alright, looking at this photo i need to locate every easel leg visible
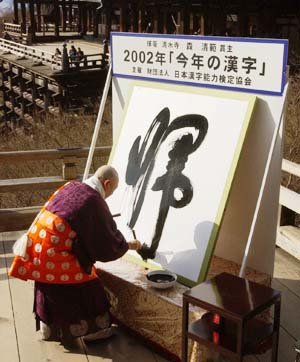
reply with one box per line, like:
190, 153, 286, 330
272, 298, 281, 362
182, 299, 189, 362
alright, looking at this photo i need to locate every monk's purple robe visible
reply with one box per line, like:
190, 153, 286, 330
34, 181, 128, 338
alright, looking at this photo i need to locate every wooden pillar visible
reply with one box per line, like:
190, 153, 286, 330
77, 3, 82, 33
183, 0, 191, 35
37, 0, 42, 32
138, 0, 146, 33
86, 7, 91, 32
54, 0, 60, 37
82, 3, 88, 35
132, 4, 139, 32
212, 3, 226, 36
238, 0, 248, 36
200, 15, 205, 35
153, 5, 159, 33
17, 67, 25, 119
177, 10, 182, 34
20, 0, 26, 33
62, 0, 67, 32
43, 79, 49, 112
105, 1, 112, 39
162, 8, 168, 34
93, 7, 99, 37
28, 1, 36, 40
202, 0, 210, 35
13, 0, 19, 24
62, 157, 77, 180
120, 0, 127, 32
69, 1, 73, 29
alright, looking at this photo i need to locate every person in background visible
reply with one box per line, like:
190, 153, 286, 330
69, 45, 77, 66
77, 47, 84, 60
76, 47, 85, 67
9, 165, 142, 346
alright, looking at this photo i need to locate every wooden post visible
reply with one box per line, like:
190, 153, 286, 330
162, 8, 168, 34
132, 5, 139, 32
238, 0, 248, 36
62, 0, 67, 32
93, 6, 99, 37
37, 0, 42, 32
202, 0, 209, 35
138, 0, 145, 33
13, 0, 19, 24
200, 15, 205, 35
54, 0, 60, 37
62, 156, 77, 180
120, 0, 127, 32
177, 11, 182, 34
153, 5, 159, 33
183, 0, 191, 34
28, 1, 36, 41
77, 2, 82, 33
105, 1, 112, 40
69, 1, 73, 30
20, 0, 26, 33
18, 67, 25, 119
82, 3, 88, 35
43, 79, 49, 112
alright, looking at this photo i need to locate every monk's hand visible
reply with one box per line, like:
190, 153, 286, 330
128, 240, 142, 251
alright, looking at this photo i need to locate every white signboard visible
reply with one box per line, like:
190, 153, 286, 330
111, 33, 288, 96
108, 82, 256, 284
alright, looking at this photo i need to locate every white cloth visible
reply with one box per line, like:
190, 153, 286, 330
83, 175, 105, 199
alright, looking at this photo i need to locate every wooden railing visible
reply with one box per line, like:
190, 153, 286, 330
4, 23, 23, 35
0, 39, 108, 71
3, 22, 31, 45
0, 38, 61, 69
0, 146, 111, 232
1, 152, 299, 251
68, 53, 108, 70
277, 159, 300, 260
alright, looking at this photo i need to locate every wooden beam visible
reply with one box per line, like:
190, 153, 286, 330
0, 176, 67, 193
282, 159, 300, 178
0, 206, 40, 232
0, 146, 111, 162
277, 226, 300, 261
280, 186, 300, 214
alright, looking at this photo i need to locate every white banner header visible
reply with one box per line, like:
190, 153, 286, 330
111, 33, 288, 96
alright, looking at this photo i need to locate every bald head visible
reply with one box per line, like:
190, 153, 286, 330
95, 165, 119, 198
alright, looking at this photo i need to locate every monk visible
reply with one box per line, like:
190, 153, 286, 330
9, 165, 142, 345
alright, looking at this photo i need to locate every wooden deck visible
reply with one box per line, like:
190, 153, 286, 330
1, 231, 300, 362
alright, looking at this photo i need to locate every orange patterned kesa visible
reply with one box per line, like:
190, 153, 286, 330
9, 209, 97, 284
